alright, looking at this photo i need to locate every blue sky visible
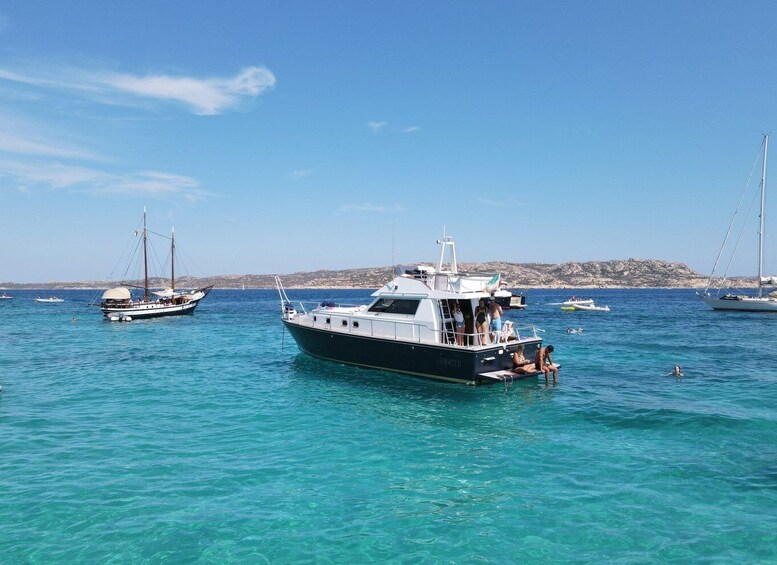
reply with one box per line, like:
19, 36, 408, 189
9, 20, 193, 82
1, 1, 776, 282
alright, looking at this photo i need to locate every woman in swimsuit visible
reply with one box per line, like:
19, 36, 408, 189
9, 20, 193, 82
511, 345, 534, 374
475, 299, 489, 345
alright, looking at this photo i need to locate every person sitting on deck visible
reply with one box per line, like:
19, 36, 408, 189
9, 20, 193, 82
535, 344, 559, 382
501, 320, 515, 342
511, 345, 535, 374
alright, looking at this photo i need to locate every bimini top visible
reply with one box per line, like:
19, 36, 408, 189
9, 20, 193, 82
102, 287, 131, 301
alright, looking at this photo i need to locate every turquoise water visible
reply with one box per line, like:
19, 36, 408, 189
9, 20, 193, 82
2, 288, 776, 562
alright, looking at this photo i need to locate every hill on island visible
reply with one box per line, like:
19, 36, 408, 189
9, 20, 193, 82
1, 258, 742, 289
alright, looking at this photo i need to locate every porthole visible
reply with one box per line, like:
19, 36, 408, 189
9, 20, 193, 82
326, 317, 331, 324
341, 320, 348, 326
353, 321, 359, 328
313, 316, 317, 322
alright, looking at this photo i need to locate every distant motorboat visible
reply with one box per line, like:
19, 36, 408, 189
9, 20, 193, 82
562, 297, 594, 307
35, 297, 64, 303
0, 293, 12, 300
493, 287, 526, 309
570, 303, 610, 312
558, 297, 609, 311
550, 297, 595, 307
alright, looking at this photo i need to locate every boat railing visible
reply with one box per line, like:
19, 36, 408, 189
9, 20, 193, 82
291, 310, 541, 348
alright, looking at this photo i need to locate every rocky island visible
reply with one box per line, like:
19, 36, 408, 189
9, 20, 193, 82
1, 258, 749, 290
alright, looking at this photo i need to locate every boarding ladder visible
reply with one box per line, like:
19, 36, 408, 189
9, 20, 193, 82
439, 300, 456, 344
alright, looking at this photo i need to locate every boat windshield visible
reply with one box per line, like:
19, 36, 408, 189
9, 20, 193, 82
368, 298, 421, 315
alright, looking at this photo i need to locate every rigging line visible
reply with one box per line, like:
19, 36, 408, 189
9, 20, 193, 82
121, 236, 143, 282
720, 179, 761, 289
706, 148, 761, 290
177, 246, 207, 279
106, 217, 145, 280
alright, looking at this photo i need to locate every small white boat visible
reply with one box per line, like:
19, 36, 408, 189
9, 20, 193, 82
571, 303, 610, 312
35, 297, 64, 303
0, 293, 12, 300
106, 313, 133, 322
562, 297, 594, 306
550, 297, 594, 307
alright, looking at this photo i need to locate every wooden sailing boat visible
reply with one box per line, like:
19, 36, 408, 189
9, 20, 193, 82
100, 208, 213, 319
701, 134, 777, 311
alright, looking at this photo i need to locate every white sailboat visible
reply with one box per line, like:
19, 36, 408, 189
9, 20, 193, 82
100, 208, 212, 320
701, 134, 777, 311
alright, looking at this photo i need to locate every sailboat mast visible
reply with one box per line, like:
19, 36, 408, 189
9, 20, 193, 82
171, 227, 175, 291
758, 134, 768, 297
143, 207, 149, 302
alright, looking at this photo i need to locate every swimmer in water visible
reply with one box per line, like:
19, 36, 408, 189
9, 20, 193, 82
665, 365, 684, 377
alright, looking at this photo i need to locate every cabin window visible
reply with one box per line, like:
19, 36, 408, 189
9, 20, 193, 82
353, 321, 359, 328
326, 317, 331, 324
367, 298, 421, 315
341, 320, 348, 326
313, 316, 317, 322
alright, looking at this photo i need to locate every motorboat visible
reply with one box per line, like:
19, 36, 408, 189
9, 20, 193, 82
493, 287, 526, 309
569, 303, 610, 312
277, 237, 554, 385
0, 293, 12, 300
100, 208, 212, 320
701, 135, 777, 311
554, 297, 594, 307
35, 297, 64, 303
559, 299, 609, 311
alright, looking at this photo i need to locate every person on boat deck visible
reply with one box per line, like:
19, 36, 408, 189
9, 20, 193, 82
475, 298, 489, 345
489, 299, 503, 342
452, 302, 466, 346
535, 344, 559, 382
511, 345, 534, 374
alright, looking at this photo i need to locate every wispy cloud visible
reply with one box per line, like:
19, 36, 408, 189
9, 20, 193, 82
367, 121, 422, 135
367, 120, 387, 133
290, 168, 313, 178
478, 197, 525, 207
338, 203, 403, 213
0, 14, 9, 33
102, 66, 275, 115
0, 159, 207, 201
0, 65, 276, 115
0, 131, 100, 160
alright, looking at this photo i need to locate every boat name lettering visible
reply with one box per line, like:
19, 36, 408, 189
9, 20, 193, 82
437, 357, 461, 368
